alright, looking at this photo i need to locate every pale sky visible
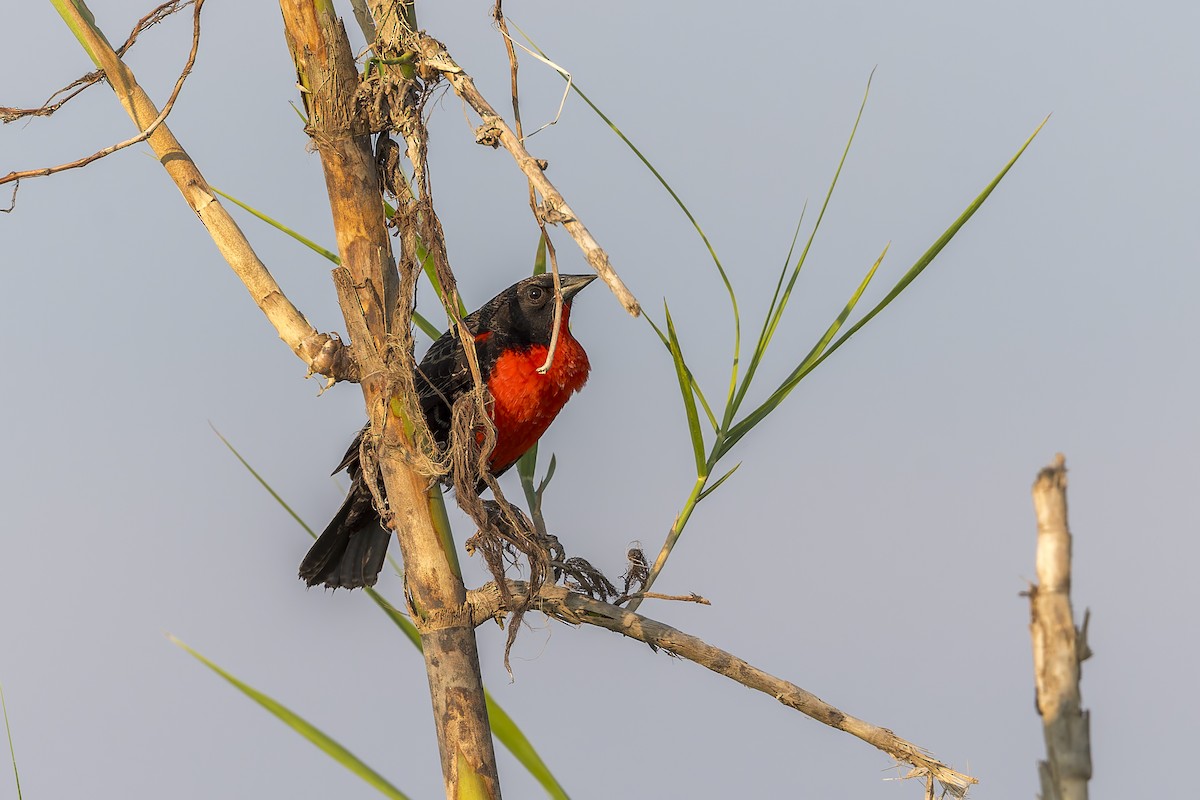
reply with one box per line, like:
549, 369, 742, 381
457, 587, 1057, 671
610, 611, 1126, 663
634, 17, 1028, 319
3, 1, 1198, 798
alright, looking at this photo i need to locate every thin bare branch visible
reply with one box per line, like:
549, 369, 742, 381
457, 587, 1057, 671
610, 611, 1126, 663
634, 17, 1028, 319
0, 1, 194, 124
468, 580, 978, 797
1, 181, 16, 213
414, 34, 640, 317
1, 1, 202, 186
613, 591, 710, 606
489, 2, 568, 374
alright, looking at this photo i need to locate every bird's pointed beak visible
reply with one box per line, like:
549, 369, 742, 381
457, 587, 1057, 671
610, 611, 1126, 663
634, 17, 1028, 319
558, 273, 597, 302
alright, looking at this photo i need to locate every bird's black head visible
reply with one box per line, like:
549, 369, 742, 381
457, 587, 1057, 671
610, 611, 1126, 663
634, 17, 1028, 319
482, 273, 596, 347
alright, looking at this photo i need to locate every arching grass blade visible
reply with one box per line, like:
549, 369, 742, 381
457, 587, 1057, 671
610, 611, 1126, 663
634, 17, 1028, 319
169, 636, 411, 800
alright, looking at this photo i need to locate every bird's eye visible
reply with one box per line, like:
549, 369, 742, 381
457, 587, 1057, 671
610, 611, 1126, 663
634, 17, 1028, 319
527, 286, 545, 302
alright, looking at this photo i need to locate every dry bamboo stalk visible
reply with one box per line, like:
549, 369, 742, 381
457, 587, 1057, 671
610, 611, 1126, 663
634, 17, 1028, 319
279, 4, 500, 797
468, 580, 979, 797
47, 0, 357, 384
1029, 454, 1092, 800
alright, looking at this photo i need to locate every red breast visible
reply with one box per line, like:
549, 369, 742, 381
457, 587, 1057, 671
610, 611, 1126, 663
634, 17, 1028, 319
484, 308, 590, 472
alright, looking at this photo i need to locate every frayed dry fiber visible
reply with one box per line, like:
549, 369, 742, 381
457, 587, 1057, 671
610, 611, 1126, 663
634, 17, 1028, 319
622, 546, 650, 596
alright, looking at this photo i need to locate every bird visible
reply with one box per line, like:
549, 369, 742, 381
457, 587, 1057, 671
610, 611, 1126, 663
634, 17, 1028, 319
299, 272, 596, 589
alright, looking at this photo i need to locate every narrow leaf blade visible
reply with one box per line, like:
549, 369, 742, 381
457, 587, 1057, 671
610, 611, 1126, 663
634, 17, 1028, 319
723, 117, 1048, 458
533, 233, 548, 276
734, 71, 873, 417
212, 187, 340, 264
697, 462, 742, 503
645, 314, 719, 431
0, 680, 21, 800
722, 243, 888, 457
213, 189, 441, 339
813, 116, 1051, 368
170, 637, 411, 800
664, 303, 707, 477
483, 698, 570, 800
217, 431, 570, 796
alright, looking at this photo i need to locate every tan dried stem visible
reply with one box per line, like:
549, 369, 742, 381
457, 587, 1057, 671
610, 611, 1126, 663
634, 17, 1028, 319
491, 1, 567, 374
281, 4, 499, 796
1029, 454, 1092, 800
35, 0, 355, 384
468, 580, 979, 798
413, 33, 641, 317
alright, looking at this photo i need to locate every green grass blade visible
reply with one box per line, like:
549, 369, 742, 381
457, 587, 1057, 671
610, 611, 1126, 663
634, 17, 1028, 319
0, 681, 21, 800
720, 243, 887, 458
799, 243, 889, 369
645, 314, 719, 431
213, 187, 340, 264
807, 116, 1050, 371
722, 116, 1047, 459
664, 303, 707, 477
169, 636, 411, 800
732, 71, 873, 419
517, 442, 541, 511
289, 100, 309, 125
413, 312, 443, 342
419, 246, 468, 320
538, 454, 558, 495
214, 189, 441, 339
427, 484, 461, 579
216, 430, 571, 797
484, 697, 570, 800
365, 587, 422, 650
697, 461, 741, 503
533, 232, 548, 275
732, 206, 807, 420
212, 423, 316, 536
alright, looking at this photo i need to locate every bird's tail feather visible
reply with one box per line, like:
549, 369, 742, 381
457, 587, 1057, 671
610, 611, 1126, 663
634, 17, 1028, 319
299, 487, 391, 589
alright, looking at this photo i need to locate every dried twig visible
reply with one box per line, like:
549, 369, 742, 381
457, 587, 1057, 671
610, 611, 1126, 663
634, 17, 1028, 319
492, 1, 566, 375
1, 1, 204, 186
468, 580, 978, 797
0, 1, 194, 124
1, 181, 16, 214
613, 591, 710, 606
414, 33, 640, 317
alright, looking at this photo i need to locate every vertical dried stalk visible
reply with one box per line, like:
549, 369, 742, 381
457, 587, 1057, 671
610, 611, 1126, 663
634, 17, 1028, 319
279, 3, 499, 797
1029, 454, 1092, 800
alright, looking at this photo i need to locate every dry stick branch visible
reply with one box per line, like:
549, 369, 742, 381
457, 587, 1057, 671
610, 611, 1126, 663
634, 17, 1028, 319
37, 0, 356, 384
0, 0, 192, 124
2, 3, 200, 186
1, 182, 17, 214
414, 33, 641, 318
491, 0, 567, 374
1029, 455, 1092, 800
280, 4, 499, 798
468, 580, 978, 798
